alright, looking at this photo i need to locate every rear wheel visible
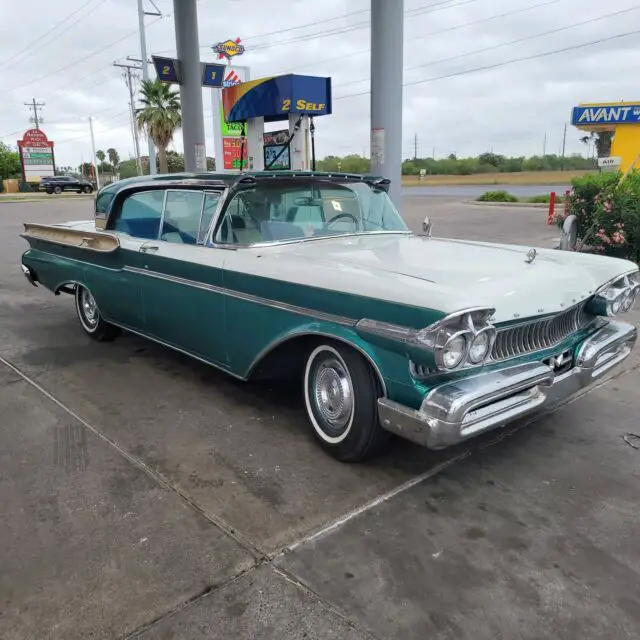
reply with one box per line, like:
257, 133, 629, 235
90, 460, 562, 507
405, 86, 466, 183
53, 186, 62, 194
75, 285, 119, 342
303, 342, 390, 462
83, 185, 93, 194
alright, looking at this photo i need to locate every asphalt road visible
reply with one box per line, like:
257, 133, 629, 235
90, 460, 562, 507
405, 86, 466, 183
1, 197, 639, 640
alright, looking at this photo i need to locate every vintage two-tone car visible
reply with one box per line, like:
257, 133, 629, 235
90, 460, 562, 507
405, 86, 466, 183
20, 171, 639, 462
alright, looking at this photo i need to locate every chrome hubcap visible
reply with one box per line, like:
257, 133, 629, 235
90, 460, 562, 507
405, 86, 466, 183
313, 358, 353, 430
80, 288, 98, 326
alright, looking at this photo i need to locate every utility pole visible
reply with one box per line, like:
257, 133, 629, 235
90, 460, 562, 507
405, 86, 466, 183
560, 123, 567, 171
24, 98, 45, 129
173, 0, 207, 172
138, 0, 161, 174
88, 116, 100, 190
114, 61, 143, 175
413, 133, 418, 160
543, 132, 547, 157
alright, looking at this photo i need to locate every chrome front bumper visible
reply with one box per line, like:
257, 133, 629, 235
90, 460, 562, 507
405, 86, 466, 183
378, 320, 637, 449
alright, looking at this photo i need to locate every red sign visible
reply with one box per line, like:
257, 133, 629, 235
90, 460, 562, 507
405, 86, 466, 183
18, 128, 53, 149
223, 136, 247, 170
17, 128, 55, 182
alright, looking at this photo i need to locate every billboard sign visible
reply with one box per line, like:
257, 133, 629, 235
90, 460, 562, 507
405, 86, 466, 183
213, 38, 244, 60
17, 129, 55, 182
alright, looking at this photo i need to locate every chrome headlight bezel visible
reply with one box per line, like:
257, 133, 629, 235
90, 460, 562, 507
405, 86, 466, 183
411, 307, 497, 372
588, 270, 640, 317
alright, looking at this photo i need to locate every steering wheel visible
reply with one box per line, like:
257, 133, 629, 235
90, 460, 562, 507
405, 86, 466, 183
321, 212, 359, 233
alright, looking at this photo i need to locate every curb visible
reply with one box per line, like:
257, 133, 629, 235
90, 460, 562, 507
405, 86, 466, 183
0, 196, 95, 204
464, 200, 550, 208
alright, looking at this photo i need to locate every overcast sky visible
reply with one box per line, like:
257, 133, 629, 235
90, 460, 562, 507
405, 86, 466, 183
1, 0, 638, 168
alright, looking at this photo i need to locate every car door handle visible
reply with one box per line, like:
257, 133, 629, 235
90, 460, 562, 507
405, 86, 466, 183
140, 244, 159, 253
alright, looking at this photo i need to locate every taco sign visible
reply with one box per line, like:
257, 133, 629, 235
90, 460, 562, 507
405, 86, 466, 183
213, 38, 245, 60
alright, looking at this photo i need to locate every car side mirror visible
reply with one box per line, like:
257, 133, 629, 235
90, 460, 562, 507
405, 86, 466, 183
422, 216, 432, 237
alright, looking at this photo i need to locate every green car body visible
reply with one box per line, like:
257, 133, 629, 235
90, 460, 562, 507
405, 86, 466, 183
20, 171, 639, 461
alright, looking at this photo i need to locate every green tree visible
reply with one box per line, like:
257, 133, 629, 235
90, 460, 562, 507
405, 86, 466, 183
96, 149, 106, 163
136, 79, 182, 174
0, 142, 21, 181
580, 131, 614, 158
106, 148, 120, 169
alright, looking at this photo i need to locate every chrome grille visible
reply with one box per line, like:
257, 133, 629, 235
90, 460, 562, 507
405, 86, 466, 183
492, 304, 593, 361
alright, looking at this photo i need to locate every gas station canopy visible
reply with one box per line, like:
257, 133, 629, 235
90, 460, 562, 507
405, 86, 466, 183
222, 74, 332, 123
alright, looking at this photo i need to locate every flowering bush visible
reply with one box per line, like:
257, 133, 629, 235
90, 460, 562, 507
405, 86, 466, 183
556, 170, 640, 263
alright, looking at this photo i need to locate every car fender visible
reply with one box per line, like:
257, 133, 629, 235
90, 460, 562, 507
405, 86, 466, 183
243, 320, 392, 395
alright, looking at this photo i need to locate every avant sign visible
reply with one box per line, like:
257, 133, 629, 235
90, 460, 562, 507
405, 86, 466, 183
572, 105, 640, 126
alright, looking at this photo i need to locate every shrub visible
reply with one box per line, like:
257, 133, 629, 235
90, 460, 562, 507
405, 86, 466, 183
557, 171, 640, 263
476, 190, 518, 203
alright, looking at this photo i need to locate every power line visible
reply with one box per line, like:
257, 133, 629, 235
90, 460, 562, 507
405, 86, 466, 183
332, 5, 639, 89
54, 109, 131, 145
154, 0, 480, 56
265, 0, 562, 75
1, 17, 163, 95
334, 29, 640, 101
4, 0, 99, 66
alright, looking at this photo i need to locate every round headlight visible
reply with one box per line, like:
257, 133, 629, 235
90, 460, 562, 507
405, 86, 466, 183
468, 330, 491, 364
442, 333, 467, 369
610, 294, 623, 315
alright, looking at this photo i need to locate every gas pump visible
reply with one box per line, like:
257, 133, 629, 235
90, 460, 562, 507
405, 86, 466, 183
221, 74, 331, 172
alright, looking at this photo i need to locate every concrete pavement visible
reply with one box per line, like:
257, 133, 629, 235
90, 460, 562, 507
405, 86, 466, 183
1, 197, 638, 639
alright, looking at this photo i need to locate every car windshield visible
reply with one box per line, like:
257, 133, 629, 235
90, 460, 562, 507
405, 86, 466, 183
213, 179, 408, 245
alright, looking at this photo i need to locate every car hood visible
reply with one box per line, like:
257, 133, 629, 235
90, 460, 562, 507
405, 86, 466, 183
257, 233, 638, 323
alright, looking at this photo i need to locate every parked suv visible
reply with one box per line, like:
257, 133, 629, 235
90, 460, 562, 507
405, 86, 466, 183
40, 176, 94, 194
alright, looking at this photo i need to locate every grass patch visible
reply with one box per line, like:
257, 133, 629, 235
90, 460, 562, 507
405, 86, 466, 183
476, 190, 518, 203
402, 170, 593, 186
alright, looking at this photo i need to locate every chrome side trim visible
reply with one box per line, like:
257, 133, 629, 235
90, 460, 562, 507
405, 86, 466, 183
244, 330, 387, 396
123, 265, 355, 327
378, 320, 637, 450
355, 318, 415, 341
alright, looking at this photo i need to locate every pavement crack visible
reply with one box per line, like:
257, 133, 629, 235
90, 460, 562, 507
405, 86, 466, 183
0, 354, 268, 562
120, 562, 263, 639
272, 566, 385, 640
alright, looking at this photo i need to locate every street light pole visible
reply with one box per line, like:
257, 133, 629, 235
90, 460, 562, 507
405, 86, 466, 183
138, 0, 158, 174
88, 116, 101, 190
370, 0, 404, 207
173, 0, 207, 172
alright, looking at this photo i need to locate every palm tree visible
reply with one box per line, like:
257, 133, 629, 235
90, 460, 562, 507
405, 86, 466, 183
106, 148, 120, 170
96, 149, 106, 163
136, 79, 182, 174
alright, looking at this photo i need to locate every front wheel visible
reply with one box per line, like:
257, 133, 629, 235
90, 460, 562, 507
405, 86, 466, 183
75, 285, 119, 342
83, 185, 93, 194
303, 343, 391, 462
53, 186, 62, 194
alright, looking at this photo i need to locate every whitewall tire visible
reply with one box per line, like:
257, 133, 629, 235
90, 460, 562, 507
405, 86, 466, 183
74, 285, 119, 342
303, 342, 390, 462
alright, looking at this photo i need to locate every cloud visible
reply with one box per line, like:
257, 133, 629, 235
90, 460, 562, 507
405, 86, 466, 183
1, 0, 638, 167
